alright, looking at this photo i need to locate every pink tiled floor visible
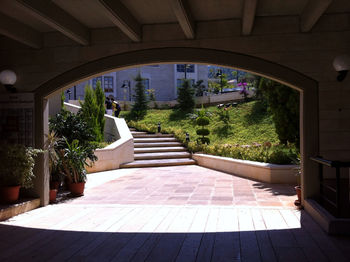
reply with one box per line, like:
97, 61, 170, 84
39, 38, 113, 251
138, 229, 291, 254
73, 165, 296, 207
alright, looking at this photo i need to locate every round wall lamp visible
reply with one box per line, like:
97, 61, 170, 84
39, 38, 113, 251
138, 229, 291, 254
0, 70, 17, 92
333, 55, 350, 82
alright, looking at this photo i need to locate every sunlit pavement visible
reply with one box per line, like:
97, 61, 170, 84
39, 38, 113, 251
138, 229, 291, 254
1, 166, 349, 261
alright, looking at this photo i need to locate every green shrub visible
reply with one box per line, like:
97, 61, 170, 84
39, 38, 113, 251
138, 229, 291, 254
196, 128, 210, 136
130, 73, 148, 120
177, 79, 195, 112
195, 108, 210, 144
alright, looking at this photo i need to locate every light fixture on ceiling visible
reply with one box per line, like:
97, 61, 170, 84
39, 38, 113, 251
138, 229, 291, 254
0, 70, 17, 93
333, 54, 350, 82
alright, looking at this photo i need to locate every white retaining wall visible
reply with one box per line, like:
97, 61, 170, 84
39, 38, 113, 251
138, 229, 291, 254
193, 153, 298, 184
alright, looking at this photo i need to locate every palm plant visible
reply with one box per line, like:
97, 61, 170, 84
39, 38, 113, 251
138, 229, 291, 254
59, 139, 93, 184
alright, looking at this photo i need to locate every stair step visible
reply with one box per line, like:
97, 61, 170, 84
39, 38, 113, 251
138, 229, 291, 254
134, 142, 182, 148
131, 131, 148, 135
129, 128, 136, 131
132, 133, 174, 138
134, 152, 191, 160
120, 158, 196, 168
134, 147, 187, 153
134, 137, 177, 143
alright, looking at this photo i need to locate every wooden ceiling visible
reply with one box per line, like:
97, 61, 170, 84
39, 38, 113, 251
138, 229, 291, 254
0, 0, 349, 48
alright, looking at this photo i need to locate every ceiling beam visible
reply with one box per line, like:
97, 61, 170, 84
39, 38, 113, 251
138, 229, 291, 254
242, 0, 258, 36
15, 0, 89, 45
98, 0, 141, 42
300, 0, 333, 32
0, 14, 42, 49
171, 0, 195, 39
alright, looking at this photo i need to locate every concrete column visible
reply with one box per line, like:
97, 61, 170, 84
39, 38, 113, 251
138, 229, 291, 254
300, 85, 320, 203
34, 94, 49, 206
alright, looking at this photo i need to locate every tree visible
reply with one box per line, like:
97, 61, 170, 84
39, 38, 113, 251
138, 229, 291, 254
193, 79, 207, 97
79, 85, 102, 142
94, 81, 105, 139
258, 78, 299, 145
177, 78, 195, 112
131, 73, 148, 119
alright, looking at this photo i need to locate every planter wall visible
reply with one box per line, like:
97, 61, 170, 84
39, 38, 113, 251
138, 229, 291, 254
193, 153, 297, 184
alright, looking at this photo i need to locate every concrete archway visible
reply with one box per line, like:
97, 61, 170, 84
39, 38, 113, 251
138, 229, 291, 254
34, 47, 318, 206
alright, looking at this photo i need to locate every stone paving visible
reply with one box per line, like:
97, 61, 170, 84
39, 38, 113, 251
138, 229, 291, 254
1, 165, 350, 261
72, 165, 296, 207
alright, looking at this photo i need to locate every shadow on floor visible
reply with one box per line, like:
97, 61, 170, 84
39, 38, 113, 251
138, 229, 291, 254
251, 182, 296, 196
0, 210, 349, 262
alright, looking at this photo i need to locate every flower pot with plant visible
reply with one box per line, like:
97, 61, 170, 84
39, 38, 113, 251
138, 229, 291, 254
292, 156, 302, 207
0, 143, 42, 203
45, 131, 64, 203
59, 139, 96, 197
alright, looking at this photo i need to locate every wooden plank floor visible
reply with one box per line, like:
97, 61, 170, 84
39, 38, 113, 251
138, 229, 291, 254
0, 166, 349, 261
1, 204, 350, 262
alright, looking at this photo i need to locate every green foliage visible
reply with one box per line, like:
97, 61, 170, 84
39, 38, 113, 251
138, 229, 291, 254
58, 139, 91, 183
196, 116, 210, 126
80, 85, 103, 142
94, 81, 106, 140
0, 144, 43, 188
49, 109, 97, 163
124, 101, 300, 164
196, 128, 210, 136
177, 79, 195, 112
195, 108, 210, 144
193, 79, 207, 97
131, 73, 149, 119
61, 91, 65, 108
44, 131, 63, 182
258, 78, 299, 145
216, 107, 231, 125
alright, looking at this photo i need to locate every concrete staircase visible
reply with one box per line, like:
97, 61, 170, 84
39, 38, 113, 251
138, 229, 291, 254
120, 128, 196, 168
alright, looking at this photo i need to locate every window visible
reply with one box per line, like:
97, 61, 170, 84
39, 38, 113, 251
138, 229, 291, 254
92, 76, 102, 89
104, 76, 113, 93
176, 64, 195, 73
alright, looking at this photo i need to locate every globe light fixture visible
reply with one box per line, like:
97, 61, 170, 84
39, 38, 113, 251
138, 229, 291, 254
333, 54, 350, 82
0, 70, 17, 92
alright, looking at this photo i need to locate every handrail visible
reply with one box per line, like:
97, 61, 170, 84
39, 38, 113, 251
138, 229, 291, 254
310, 156, 350, 168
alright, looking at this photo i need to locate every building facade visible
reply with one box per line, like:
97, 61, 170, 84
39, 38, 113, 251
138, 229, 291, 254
65, 64, 208, 102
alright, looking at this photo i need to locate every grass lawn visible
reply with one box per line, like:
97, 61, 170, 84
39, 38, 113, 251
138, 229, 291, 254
121, 100, 279, 146
120, 100, 298, 164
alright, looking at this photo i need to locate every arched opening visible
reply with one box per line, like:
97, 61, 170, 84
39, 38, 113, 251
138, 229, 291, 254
34, 47, 318, 207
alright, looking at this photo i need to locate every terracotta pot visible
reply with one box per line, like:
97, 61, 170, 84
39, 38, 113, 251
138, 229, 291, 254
294, 186, 301, 206
0, 185, 21, 204
69, 182, 85, 197
49, 189, 57, 203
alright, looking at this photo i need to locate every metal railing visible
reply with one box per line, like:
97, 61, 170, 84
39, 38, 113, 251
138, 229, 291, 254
310, 156, 350, 217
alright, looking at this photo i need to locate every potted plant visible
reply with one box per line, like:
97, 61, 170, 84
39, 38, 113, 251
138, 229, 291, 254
58, 139, 96, 196
0, 143, 42, 203
45, 131, 63, 203
291, 156, 302, 206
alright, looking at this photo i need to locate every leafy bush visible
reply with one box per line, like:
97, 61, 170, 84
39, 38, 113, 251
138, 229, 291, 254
0, 144, 43, 188
49, 109, 97, 163
195, 108, 210, 144
257, 78, 299, 145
